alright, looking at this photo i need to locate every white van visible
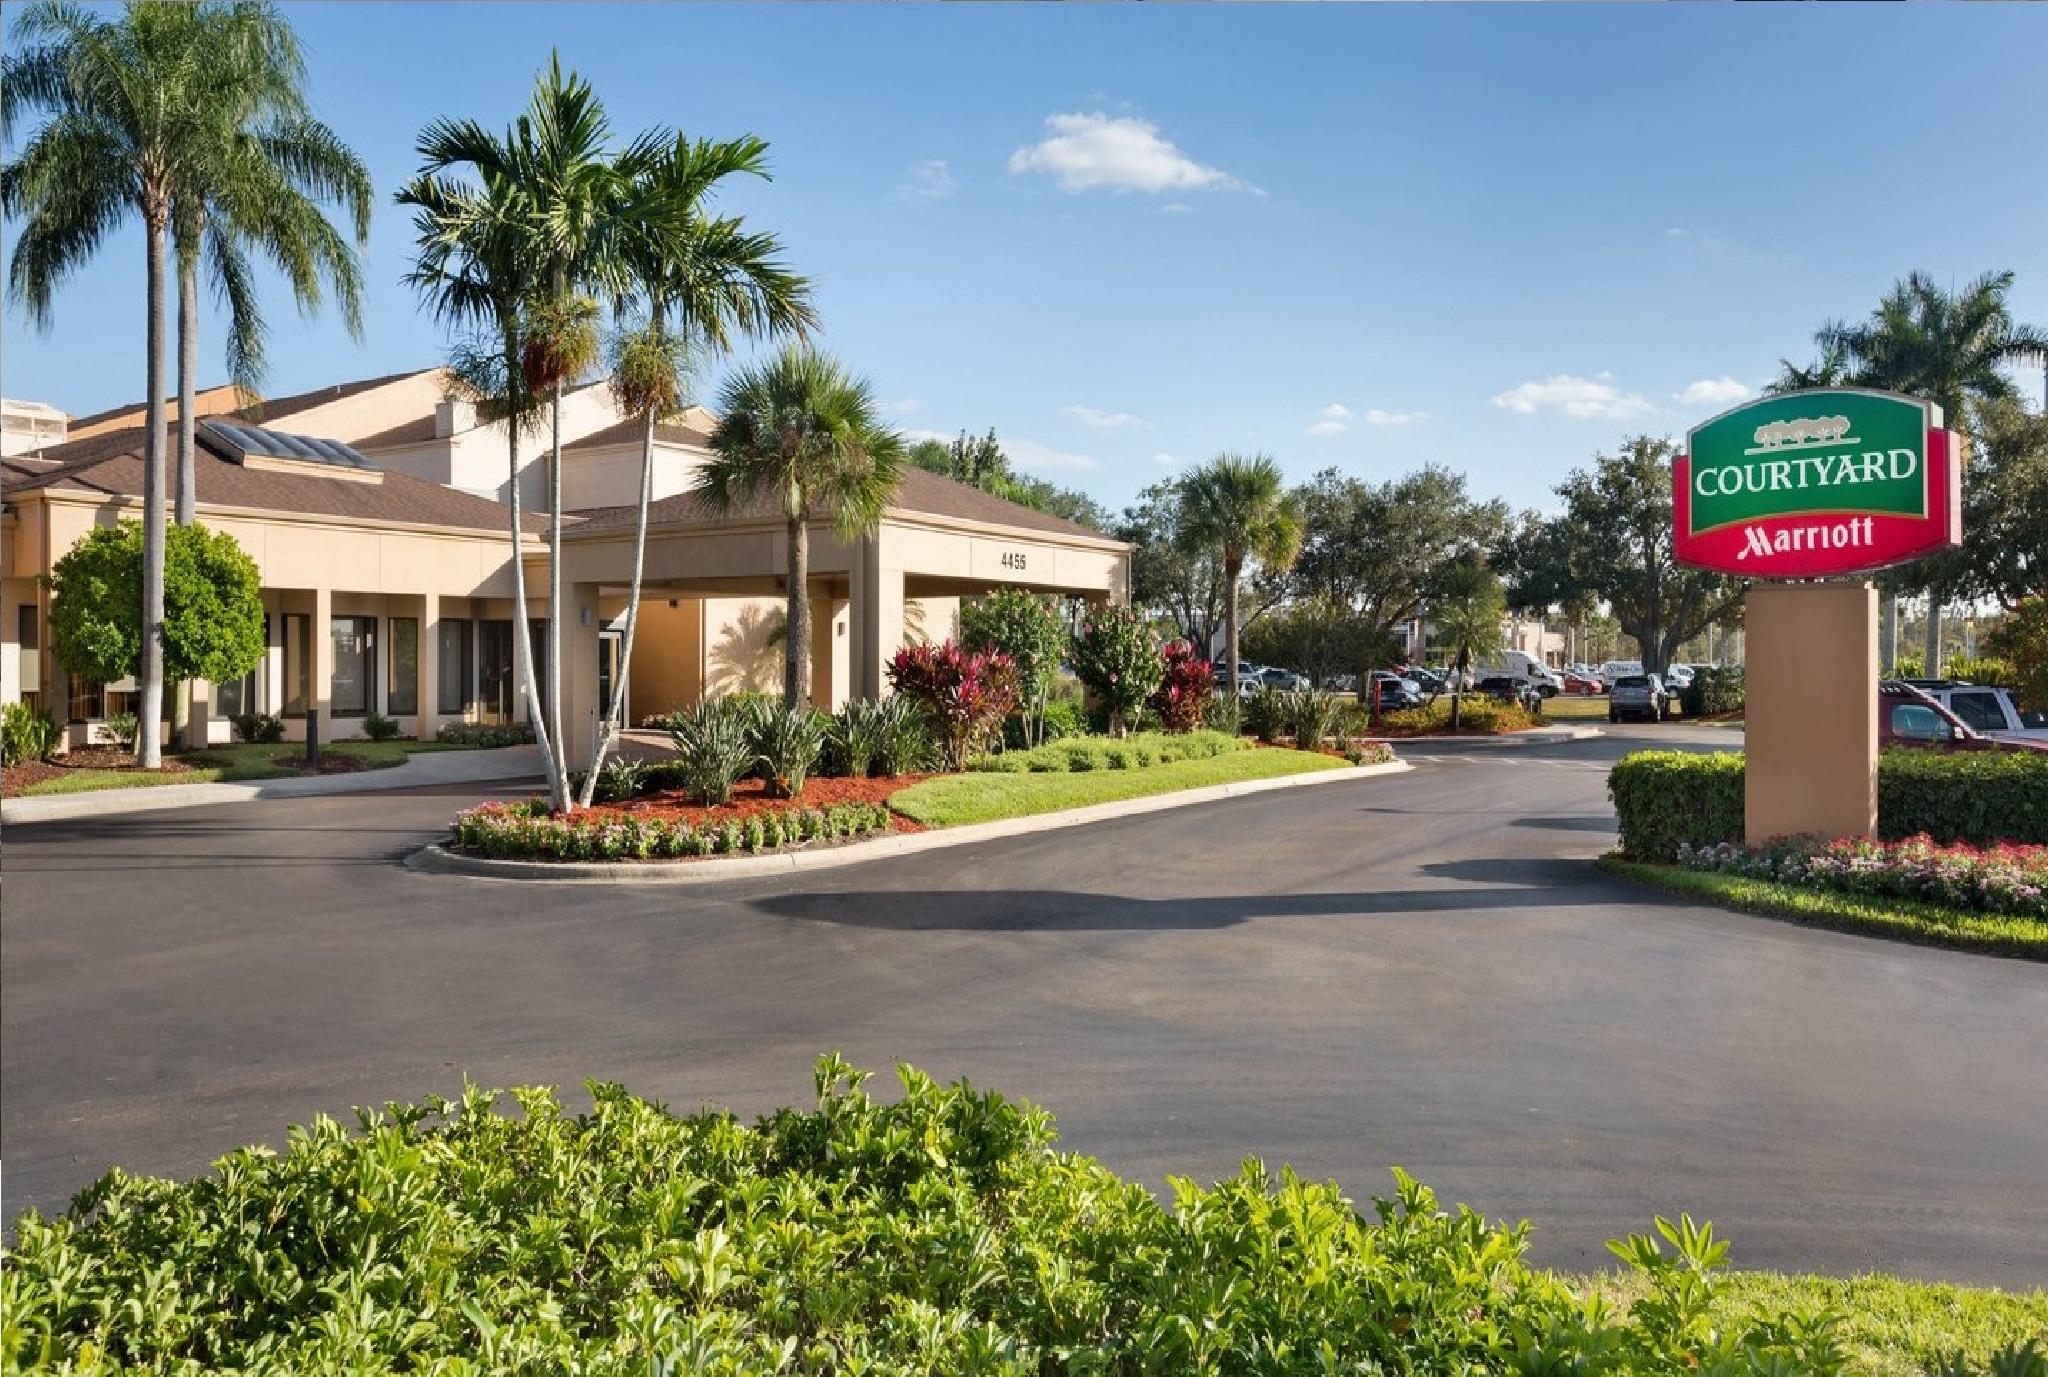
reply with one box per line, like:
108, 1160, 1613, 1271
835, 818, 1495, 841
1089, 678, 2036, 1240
1598, 659, 1644, 686
1479, 650, 1564, 697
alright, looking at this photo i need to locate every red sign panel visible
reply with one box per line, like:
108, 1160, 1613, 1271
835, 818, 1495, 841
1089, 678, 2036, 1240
1674, 426, 1962, 579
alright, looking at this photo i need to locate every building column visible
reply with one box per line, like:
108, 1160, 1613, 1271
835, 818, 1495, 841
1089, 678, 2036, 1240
418, 591, 440, 743
849, 535, 906, 700
809, 592, 848, 712
312, 586, 334, 732
563, 583, 603, 769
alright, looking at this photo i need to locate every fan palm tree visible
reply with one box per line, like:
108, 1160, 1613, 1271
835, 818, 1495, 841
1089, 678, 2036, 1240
3, 0, 215, 766
397, 94, 566, 810
698, 348, 905, 711
575, 134, 816, 806
1177, 452, 1303, 699
1819, 270, 2048, 669
1430, 559, 1506, 731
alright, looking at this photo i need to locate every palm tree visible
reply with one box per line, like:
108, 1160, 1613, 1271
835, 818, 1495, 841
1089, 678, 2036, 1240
1177, 452, 1303, 699
1819, 270, 2048, 669
398, 93, 566, 810
3, 0, 213, 767
698, 348, 905, 711
1430, 560, 1506, 731
574, 134, 816, 806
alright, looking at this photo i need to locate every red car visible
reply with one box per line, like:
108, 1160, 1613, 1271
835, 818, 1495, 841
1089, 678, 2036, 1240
1879, 681, 2048, 754
1560, 670, 1604, 695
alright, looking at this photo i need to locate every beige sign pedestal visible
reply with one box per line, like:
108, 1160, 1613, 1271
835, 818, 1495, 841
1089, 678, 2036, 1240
1744, 582, 1878, 844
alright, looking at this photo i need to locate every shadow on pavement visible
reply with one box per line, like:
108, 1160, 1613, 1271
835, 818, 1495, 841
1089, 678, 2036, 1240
750, 883, 1582, 932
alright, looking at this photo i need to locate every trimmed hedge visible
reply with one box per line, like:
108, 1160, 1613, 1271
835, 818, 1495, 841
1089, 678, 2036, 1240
1610, 749, 2048, 860
2, 1056, 1884, 1374
451, 798, 892, 861
969, 728, 1246, 774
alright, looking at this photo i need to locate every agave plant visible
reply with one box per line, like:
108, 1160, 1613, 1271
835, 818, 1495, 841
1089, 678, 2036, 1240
753, 706, 829, 799
666, 701, 758, 806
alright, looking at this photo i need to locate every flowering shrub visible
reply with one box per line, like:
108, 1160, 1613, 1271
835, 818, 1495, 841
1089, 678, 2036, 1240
887, 640, 1020, 771
1677, 834, 2048, 920
451, 799, 892, 861
1343, 739, 1398, 767
1148, 640, 1214, 733
1070, 605, 1163, 737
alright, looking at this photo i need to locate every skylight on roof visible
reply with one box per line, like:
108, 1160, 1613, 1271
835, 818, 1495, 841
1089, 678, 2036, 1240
201, 420, 375, 471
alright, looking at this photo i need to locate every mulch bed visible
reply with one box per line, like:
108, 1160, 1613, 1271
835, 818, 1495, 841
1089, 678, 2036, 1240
581, 772, 934, 832
2, 748, 200, 798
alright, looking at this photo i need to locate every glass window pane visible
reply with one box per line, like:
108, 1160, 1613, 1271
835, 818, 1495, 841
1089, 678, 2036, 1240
331, 617, 373, 717
479, 620, 513, 724
388, 618, 419, 715
438, 619, 473, 716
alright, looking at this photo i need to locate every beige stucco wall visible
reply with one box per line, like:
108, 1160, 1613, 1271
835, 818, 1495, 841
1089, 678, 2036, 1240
1745, 581, 1878, 843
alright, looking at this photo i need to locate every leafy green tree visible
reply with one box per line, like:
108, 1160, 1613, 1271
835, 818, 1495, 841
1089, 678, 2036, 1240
1288, 465, 1510, 636
49, 521, 265, 698
1429, 561, 1505, 730
1119, 479, 1229, 657
1984, 597, 2048, 712
1241, 595, 1398, 690
1178, 453, 1303, 697
1070, 604, 1162, 738
700, 347, 906, 710
3, 0, 222, 764
910, 428, 1108, 530
574, 132, 816, 806
1503, 437, 1741, 675
959, 589, 1066, 747
1958, 396, 2048, 608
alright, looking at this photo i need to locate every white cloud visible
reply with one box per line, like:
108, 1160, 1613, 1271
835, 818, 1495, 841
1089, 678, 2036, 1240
896, 159, 955, 201
881, 397, 925, 416
1005, 437, 1097, 473
1008, 112, 1255, 195
1303, 420, 1347, 436
1159, 203, 1194, 214
1665, 226, 1687, 238
1363, 408, 1426, 427
1318, 403, 1355, 421
1063, 404, 1145, 430
1490, 372, 1656, 420
1304, 402, 1355, 437
902, 428, 950, 445
1673, 376, 1752, 408
1150, 451, 1180, 467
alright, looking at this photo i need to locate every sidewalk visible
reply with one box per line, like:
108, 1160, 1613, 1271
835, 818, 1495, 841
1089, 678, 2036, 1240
2, 745, 542, 825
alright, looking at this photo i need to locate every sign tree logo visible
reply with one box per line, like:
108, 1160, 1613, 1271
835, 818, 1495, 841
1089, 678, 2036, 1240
1673, 388, 1961, 578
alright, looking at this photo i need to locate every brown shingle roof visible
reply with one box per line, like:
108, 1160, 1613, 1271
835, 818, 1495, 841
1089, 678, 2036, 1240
63, 368, 436, 439
562, 409, 716, 453
569, 465, 1119, 544
5, 423, 547, 535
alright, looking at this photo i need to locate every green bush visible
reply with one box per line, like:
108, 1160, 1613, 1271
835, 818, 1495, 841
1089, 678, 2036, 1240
1380, 696, 1538, 736
1281, 685, 1340, 750
1, 1053, 1892, 1375
230, 710, 285, 744
753, 705, 829, 797
830, 695, 938, 778
970, 729, 1245, 774
665, 700, 759, 805
101, 711, 139, 749
1879, 749, 2048, 846
1608, 751, 1748, 861
1069, 604, 1162, 735
1680, 666, 1745, 718
1242, 683, 1288, 742
361, 711, 401, 742
451, 799, 892, 861
1, 701, 59, 765
1609, 749, 2048, 860
434, 720, 536, 748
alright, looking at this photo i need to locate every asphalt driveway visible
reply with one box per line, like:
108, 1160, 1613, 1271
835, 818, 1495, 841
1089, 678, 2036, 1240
5, 725, 2045, 1285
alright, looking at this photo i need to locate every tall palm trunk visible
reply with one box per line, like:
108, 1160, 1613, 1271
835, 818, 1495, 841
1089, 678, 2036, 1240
1924, 594, 1942, 676
503, 336, 565, 813
576, 404, 656, 808
547, 377, 566, 790
785, 505, 810, 709
173, 252, 199, 749
1880, 595, 1898, 674
138, 214, 169, 769
1222, 550, 1243, 727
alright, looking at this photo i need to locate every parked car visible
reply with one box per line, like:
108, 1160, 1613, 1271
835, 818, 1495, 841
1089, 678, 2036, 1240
1559, 669, 1604, 695
1879, 681, 2048, 753
1473, 675, 1544, 713
1598, 660, 1645, 686
1257, 666, 1309, 692
1406, 667, 1448, 695
1662, 663, 1696, 689
1476, 650, 1563, 698
1608, 673, 1668, 723
1366, 670, 1425, 709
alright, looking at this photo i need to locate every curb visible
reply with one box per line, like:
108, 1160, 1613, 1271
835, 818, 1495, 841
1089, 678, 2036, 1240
2, 745, 542, 825
408, 758, 1414, 884
1363, 726, 1603, 748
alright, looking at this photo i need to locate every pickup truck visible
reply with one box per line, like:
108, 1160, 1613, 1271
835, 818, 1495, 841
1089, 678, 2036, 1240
1878, 681, 2048, 754
1914, 683, 2048, 744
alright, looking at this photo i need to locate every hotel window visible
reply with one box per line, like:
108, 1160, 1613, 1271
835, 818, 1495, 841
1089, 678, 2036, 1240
438, 618, 474, 716
479, 620, 514, 724
216, 615, 265, 720
282, 614, 312, 716
331, 616, 375, 717
387, 617, 419, 715
67, 677, 103, 723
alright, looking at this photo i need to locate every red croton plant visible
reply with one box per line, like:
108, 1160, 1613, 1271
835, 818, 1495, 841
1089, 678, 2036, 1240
887, 641, 1021, 770
1150, 640, 1215, 733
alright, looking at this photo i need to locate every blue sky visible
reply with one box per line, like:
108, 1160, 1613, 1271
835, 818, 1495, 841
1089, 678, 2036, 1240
5, 2, 2044, 516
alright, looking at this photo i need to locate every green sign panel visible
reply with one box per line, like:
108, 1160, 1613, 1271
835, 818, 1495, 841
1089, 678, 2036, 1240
1685, 389, 1936, 534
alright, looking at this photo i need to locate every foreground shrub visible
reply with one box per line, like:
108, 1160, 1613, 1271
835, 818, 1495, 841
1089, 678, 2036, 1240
831, 695, 935, 778
1681, 665, 1745, 718
451, 798, 892, 861
665, 699, 759, 805
1282, 685, 1340, 749
888, 640, 1019, 771
435, 720, 536, 748
1147, 640, 1214, 733
1242, 683, 1288, 742
1, 701, 59, 765
1612, 749, 2048, 860
1069, 604, 1162, 737
960, 588, 1067, 747
1344, 739, 1398, 767
571, 755, 650, 805
2, 1054, 1885, 1375
1677, 835, 2048, 920
361, 710, 401, 742
100, 710, 139, 749
970, 729, 1245, 774
1380, 696, 1539, 736
753, 704, 829, 797
230, 710, 285, 744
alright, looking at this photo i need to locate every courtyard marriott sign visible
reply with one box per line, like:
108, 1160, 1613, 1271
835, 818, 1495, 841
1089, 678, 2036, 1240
1674, 388, 1961, 578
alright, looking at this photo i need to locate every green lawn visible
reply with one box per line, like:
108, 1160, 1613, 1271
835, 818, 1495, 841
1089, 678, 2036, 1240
1540, 694, 1742, 727
1599, 856, 2048, 961
891, 747, 1349, 827
16, 738, 462, 797
1568, 1269, 2048, 1377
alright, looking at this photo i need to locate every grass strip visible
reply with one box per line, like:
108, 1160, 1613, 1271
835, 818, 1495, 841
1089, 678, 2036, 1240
1567, 1270, 2048, 1377
891, 747, 1349, 827
18, 739, 455, 796
1597, 854, 2048, 961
